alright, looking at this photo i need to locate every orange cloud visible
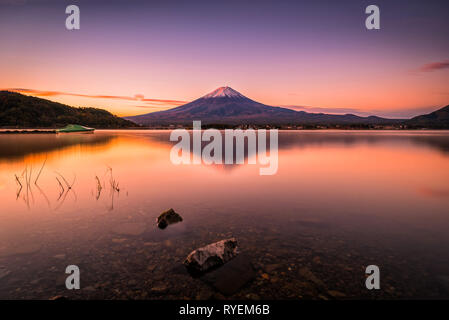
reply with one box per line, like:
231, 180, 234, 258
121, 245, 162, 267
134, 105, 170, 109
4, 88, 187, 106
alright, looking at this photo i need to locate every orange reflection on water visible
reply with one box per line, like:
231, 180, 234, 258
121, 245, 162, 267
0, 130, 449, 251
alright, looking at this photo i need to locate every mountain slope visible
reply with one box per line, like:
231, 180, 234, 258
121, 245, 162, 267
125, 87, 402, 126
406, 105, 449, 129
0, 91, 138, 128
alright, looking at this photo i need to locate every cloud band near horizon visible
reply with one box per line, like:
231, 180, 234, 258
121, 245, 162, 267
4, 88, 187, 106
3, 87, 444, 119
419, 60, 449, 72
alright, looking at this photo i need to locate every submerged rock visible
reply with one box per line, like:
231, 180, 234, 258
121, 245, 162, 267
201, 254, 255, 295
157, 208, 183, 229
0, 266, 10, 280
184, 238, 238, 275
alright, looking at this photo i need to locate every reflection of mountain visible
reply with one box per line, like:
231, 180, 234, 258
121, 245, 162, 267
126, 87, 403, 126
132, 130, 449, 174
0, 134, 116, 161
145, 130, 449, 166
148, 130, 449, 152
2, 130, 447, 168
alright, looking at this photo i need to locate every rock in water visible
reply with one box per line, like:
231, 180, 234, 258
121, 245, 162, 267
157, 208, 183, 229
0, 266, 10, 280
201, 254, 255, 295
184, 238, 238, 275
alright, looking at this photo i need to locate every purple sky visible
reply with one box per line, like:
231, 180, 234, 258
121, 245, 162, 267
1, 0, 448, 118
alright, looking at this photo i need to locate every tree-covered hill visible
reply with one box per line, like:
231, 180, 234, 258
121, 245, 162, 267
406, 105, 449, 129
0, 91, 138, 128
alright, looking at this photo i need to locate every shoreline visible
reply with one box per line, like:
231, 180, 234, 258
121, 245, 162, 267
0, 129, 57, 134
1, 127, 448, 134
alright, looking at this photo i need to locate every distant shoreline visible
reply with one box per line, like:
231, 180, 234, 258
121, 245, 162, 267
1, 127, 448, 134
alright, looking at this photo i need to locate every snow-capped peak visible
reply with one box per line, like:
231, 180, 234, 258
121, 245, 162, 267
202, 86, 247, 99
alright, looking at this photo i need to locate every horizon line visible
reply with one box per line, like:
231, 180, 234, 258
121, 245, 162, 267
2, 87, 445, 120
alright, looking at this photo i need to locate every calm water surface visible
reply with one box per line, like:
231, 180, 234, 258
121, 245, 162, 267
0, 130, 449, 299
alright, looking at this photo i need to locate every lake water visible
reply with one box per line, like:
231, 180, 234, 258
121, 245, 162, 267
0, 130, 449, 299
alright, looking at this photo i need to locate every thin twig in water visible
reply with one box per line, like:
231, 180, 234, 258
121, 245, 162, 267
27, 166, 35, 204
28, 166, 32, 186
55, 171, 71, 189
56, 176, 65, 199
95, 175, 103, 200
34, 157, 47, 185
15, 174, 23, 199
111, 180, 120, 192
69, 174, 76, 189
105, 166, 121, 210
23, 166, 30, 208
16, 187, 22, 200
15, 174, 22, 188
55, 186, 70, 210
55, 172, 76, 201
68, 173, 77, 201
35, 184, 51, 208
107, 167, 120, 192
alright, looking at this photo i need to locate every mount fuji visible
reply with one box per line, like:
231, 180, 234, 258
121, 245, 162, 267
125, 87, 400, 126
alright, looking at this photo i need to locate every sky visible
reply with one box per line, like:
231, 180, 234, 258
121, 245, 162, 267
0, 0, 448, 118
